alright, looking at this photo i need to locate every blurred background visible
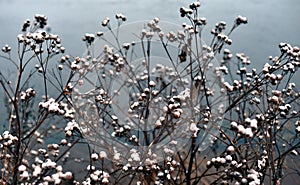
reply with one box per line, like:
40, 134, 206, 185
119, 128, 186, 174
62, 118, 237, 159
0, 0, 299, 68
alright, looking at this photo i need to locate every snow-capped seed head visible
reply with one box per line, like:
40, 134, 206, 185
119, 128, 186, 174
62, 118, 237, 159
225, 155, 232, 161
111, 115, 118, 121
63, 171, 73, 180
166, 31, 177, 42
58, 64, 63, 70
82, 33, 95, 44
155, 120, 162, 128
235, 15, 248, 25
102, 177, 109, 184
189, 2, 201, 9
131, 152, 140, 161
227, 145, 235, 153
102, 17, 110, 27
91, 153, 99, 160
149, 80, 156, 87
153, 17, 160, 23
99, 151, 107, 159
97, 31, 104, 37
241, 178, 247, 183
20, 171, 29, 180
2, 44, 12, 53
115, 13, 126, 21
206, 160, 212, 168
245, 127, 254, 138
18, 165, 27, 172
237, 124, 246, 134
172, 109, 182, 118
296, 126, 300, 133
230, 121, 238, 129
291, 150, 298, 155
177, 30, 185, 40
122, 42, 130, 50
86, 165, 95, 172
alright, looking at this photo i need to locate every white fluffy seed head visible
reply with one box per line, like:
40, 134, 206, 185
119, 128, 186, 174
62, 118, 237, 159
99, 151, 107, 159
227, 145, 235, 153
18, 165, 27, 172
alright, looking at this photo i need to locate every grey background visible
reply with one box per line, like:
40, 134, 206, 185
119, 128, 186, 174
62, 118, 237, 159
0, 0, 299, 68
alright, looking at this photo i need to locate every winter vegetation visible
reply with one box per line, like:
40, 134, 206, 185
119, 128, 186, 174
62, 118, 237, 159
0, 1, 300, 184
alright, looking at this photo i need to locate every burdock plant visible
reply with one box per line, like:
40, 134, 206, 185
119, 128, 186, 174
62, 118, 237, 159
0, 1, 299, 185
